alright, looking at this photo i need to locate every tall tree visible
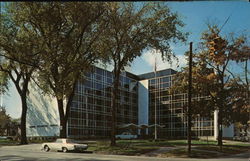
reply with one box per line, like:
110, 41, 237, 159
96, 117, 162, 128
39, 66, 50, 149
98, 2, 187, 146
0, 3, 9, 109
0, 5, 41, 144
171, 25, 249, 149
0, 106, 11, 136
202, 26, 250, 148
229, 35, 250, 129
0, 71, 8, 96
9, 2, 109, 138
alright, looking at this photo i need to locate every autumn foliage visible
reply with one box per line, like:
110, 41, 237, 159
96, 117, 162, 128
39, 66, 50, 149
171, 24, 249, 147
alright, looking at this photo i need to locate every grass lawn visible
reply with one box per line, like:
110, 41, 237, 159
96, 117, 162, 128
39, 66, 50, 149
0, 139, 18, 147
160, 141, 250, 158
88, 140, 159, 155
162, 145, 249, 158
0, 138, 50, 145
87, 139, 218, 156
0, 138, 51, 145
195, 144, 250, 154
87, 139, 249, 158
160, 148, 220, 158
159, 139, 218, 146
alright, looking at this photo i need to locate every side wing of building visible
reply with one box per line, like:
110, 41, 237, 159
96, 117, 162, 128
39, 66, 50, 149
26, 82, 59, 137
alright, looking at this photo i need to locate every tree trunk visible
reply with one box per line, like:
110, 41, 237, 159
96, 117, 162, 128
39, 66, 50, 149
245, 60, 249, 99
217, 71, 224, 150
57, 99, 67, 138
65, 79, 78, 124
217, 109, 223, 149
110, 74, 119, 146
60, 118, 67, 138
20, 95, 28, 145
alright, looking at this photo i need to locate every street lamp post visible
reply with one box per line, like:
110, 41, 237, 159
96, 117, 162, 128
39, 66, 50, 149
0, 2, 2, 108
187, 42, 193, 154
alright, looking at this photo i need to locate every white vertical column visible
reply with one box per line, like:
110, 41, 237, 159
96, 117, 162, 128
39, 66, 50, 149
138, 80, 149, 134
214, 110, 218, 140
0, 93, 2, 107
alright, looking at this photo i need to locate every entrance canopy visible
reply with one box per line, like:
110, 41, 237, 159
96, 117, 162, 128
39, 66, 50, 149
118, 123, 165, 129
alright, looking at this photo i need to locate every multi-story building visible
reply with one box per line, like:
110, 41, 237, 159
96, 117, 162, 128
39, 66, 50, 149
138, 69, 215, 139
26, 66, 234, 139
68, 67, 139, 138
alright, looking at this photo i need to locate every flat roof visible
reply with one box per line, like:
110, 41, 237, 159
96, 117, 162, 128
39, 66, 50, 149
138, 68, 177, 80
94, 65, 177, 80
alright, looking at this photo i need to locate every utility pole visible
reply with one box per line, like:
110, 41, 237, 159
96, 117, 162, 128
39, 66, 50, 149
0, 0, 1, 106
188, 42, 193, 155
154, 56, 157, 141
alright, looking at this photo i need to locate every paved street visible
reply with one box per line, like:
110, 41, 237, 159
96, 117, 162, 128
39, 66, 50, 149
0, 144, 249, 161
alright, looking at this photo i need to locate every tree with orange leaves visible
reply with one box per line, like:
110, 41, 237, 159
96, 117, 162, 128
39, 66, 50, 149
171, 24, 249, 150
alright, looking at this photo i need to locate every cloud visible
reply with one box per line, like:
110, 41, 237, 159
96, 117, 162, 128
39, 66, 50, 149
141, 49, 187, 71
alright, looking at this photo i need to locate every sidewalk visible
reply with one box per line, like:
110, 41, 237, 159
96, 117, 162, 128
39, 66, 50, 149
143, 146, 186, 157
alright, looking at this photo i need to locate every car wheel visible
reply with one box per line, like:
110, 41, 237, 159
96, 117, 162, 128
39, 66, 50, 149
44, 145, 50, 152
62, 147, 68, 153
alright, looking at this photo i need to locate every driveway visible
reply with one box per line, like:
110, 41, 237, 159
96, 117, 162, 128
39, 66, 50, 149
0, 144, 249, 161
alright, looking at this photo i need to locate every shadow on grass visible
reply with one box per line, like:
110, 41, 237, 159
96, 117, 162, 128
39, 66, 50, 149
60, 150, 93, 154
161, 148, 220, 158
92, 143, 159, 156
117, 139, 218, 148
161, 144, 250, 159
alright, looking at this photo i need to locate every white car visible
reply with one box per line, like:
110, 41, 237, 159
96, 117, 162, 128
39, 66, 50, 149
42, 138, 88, 152
115, 132, 137, 139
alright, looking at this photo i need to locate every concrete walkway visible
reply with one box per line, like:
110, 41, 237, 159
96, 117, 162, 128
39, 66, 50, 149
143, 146, 189, 157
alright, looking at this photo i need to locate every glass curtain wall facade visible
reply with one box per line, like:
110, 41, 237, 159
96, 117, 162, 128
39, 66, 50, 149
68, 67, 138, 138
139, 69, 214, 139
68, 67, 214, 139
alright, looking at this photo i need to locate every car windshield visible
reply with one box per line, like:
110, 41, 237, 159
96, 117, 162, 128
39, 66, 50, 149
66, 139, 76, 143
56, 139, 62, 143
122, 132, 131, 135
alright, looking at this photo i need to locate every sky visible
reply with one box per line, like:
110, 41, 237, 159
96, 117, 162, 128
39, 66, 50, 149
1, 1, 250, 119
131, 1, 250, 75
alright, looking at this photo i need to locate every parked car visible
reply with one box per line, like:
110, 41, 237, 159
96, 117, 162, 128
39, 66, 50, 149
233, 135, 249, 142
42, 138, 88, 152
115, 132, 137, 139
0, 136, 13, 140
0, 136, 8, 140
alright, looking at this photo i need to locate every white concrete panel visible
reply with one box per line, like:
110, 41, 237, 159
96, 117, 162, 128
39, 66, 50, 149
26, 82, 59, 137
214, 110, 234, 138
214, 110, 218, 140
138, 80, 148, 134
